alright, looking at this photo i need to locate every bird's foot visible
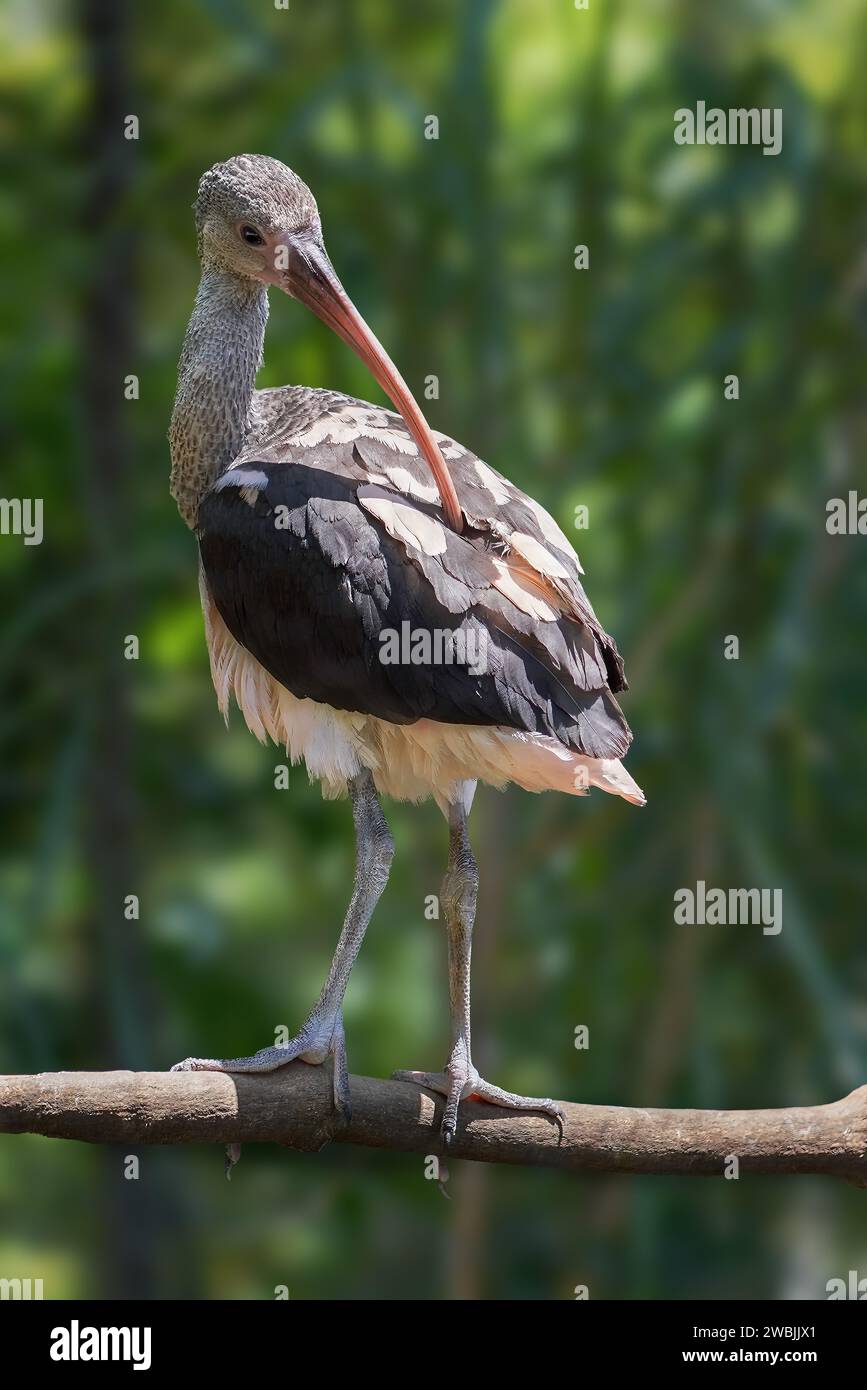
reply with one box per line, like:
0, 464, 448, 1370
171, 1008, 351, 1117
393, 1047, 564, 1145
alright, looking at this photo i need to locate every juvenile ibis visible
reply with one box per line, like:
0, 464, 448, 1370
169, 154, 644, 1141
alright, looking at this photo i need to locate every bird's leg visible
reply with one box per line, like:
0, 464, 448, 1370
394, 796, 564, 1144
172, 769, 393, 1118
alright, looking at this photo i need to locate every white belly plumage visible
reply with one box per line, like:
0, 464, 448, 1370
201, 572, 645, 810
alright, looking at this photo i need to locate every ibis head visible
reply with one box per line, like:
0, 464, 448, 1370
194, 154, 462, 531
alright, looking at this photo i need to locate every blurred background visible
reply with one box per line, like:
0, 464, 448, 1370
1, 0, 866, 1300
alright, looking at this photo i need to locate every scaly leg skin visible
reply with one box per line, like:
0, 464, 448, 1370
393, 786, 564, 1145
172, 767, 393, 1126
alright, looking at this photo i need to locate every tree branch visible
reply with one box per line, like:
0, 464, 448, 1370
1, 1068, 865, 1182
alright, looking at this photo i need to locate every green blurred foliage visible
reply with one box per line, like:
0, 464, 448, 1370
1, 0, 865, 1299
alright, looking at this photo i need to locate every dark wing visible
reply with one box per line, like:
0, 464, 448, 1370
244, 386, 627, 692
199, 445, 632, 759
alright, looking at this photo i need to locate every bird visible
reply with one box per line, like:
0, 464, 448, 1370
169, 153, 645, 1143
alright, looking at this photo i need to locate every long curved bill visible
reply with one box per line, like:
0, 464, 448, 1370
276, 232, 463, 533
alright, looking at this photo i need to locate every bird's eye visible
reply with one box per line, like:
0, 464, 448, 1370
240, 225, 265, 247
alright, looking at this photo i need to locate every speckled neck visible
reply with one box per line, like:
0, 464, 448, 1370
169, 268, 269, 529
